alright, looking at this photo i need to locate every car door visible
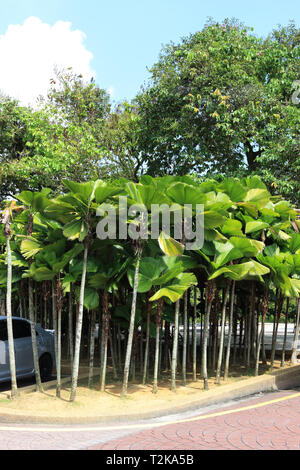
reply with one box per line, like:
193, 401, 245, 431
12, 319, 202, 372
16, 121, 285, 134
0, 319, 9, 381
13, 319, 34, 377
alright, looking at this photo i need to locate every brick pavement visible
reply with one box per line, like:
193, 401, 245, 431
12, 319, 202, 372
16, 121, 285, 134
0, 389, 299, 450
89, 390, 300, 451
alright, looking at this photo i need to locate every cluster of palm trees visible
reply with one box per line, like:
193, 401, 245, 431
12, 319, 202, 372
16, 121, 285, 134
1, 174, 300, 401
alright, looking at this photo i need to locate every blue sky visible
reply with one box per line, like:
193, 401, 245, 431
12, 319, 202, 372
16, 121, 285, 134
0, 0, 299, 104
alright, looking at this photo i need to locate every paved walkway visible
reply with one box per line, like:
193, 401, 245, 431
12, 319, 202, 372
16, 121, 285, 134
0, 389, 299, 450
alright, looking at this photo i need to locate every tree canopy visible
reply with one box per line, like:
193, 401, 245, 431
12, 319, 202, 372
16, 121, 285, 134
0, 19, 299, 202
135, 19, 300, 201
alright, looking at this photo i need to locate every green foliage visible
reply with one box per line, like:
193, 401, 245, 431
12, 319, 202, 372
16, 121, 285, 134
134, 20, 300, 202
0, 71, 112, 198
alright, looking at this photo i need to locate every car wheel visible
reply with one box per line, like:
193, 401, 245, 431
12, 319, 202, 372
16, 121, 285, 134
39, 354, 52, 382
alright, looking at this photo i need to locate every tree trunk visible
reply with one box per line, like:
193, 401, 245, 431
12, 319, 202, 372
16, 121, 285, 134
216, 282, 230, 384
26, 212, 43, 392
121, 248, 141, 396
270, 292, 283, 371
68, 286, 74, 367
5, 235, 18, 398
131, 330, 137, 381
88, 310, 96, 388
171, 300, 180, 392
1, 297, 6, 316
182, 290, 188, 386
142, 294, 151, 385
212, 292, 220, 371
232, 299, 238, 366
70, 242, 88, 402
202, 280, 215, 390
56, 278, 63, 398
281, 298, 289, 368
261, 325, 267, 365
255, 288, 269, 376
153, 299, 163, 394
109, 326, 118, 380
117, 324, 122, 371
291, 299, 300, 365
224, 281, 235, 381
29, 278, 43, 392
100, 292, 109, 392
192, 286, 197, 381
164, 321, 170, 372
246, 282, 255, 370
52, 279, 59, 388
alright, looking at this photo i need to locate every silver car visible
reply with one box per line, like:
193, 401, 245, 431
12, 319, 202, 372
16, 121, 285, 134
0, 316, 55, 383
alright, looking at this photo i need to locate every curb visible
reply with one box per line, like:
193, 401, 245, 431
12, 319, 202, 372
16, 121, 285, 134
0, 364, 300, 425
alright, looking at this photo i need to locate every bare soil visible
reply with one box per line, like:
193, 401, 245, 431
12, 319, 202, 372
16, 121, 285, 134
0, 359, 293, 419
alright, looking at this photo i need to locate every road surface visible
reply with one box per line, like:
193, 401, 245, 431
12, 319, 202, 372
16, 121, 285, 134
0, 388, 299, 450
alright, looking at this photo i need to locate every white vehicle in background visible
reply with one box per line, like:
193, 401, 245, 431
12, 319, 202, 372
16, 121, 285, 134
0, 316, 55, 383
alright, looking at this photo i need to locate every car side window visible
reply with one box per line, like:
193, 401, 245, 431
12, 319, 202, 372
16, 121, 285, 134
12, 320, 32, 339
0, 320, 8, 341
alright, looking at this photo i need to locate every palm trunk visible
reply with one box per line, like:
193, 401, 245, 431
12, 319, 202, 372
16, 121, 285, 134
29, 277, 43, 392
117, 323, 122, 371
164, 321, 170, 372
291, 299, 300, 365
224, 281, 235, 381
281, 298, 289, 368
139, 326, 143, 376
34, 283, 38, 324
182, 290, 188, 386
239, 317, 243, 359
5, 235, 18, 398
70, 241, 88, 402
131, 330, 137, 381
171, 300, 180, 392
255, 323, 264, 377
1, 298, 6, 316
261, 325, 267, 365
246, 282, 255, 370
153, 299, 163, 393
212, 292, 220, 371
200, 289, 204, 353
216, 282, 230, 384
192, 286, 197, 381
68, 286, 74, 367
43, 288, 47, 329
100, 310, 105, 372
52, 279, 59, 386
270, 292, 283, 371
100, 292, 109, 392
255, 288, 269, 376
142, 294, 151, 385
108, 327, 118, 380
56, 278, 63, 398
88, 310, 96, 388
121, 248, 141, 397
202, 280, 215, 390
26, 212, 43, 392
232, 299, 238, 366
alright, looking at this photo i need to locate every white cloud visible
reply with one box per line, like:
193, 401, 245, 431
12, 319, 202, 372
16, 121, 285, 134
0, 17, 95, 106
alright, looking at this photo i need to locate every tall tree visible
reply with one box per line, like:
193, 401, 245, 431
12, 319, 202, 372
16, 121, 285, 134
135, 20, 300, 201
